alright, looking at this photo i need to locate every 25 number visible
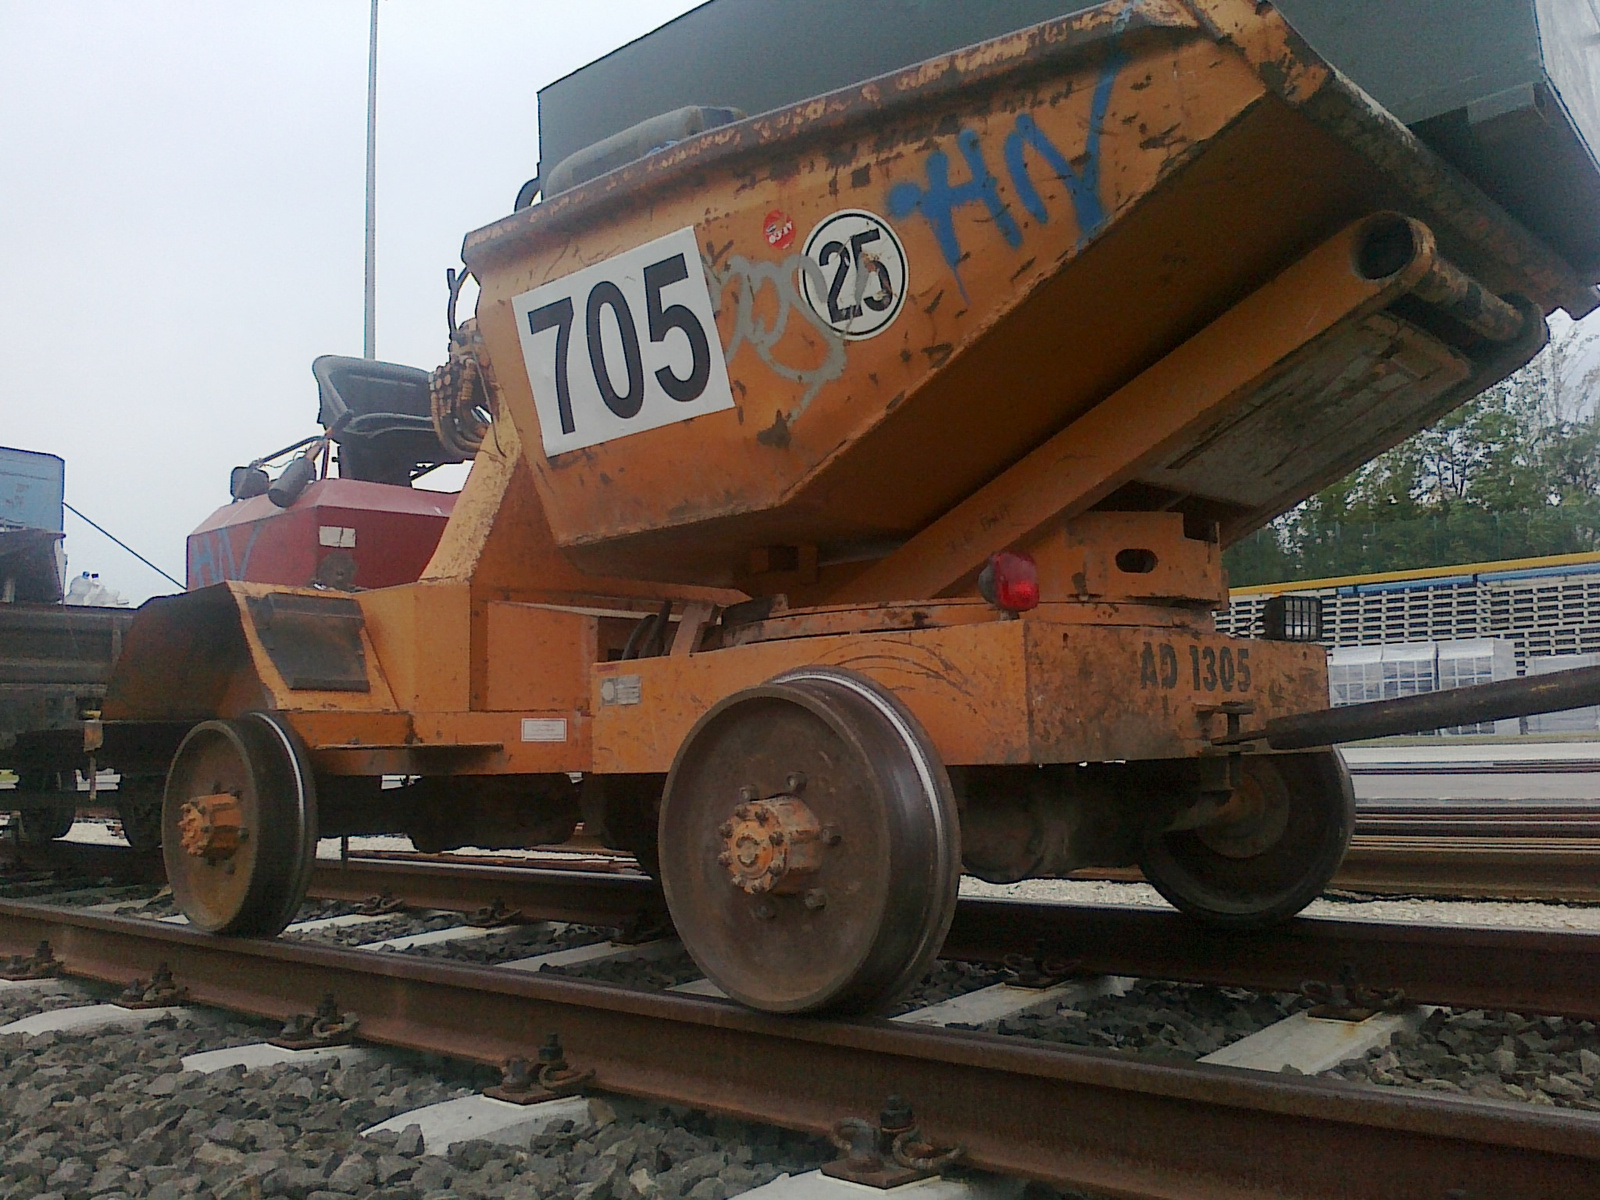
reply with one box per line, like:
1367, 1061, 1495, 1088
524, 252, 713, 436
819, 228, 895, 324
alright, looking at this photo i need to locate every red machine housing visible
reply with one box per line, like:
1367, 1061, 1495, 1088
186, 479, 455, 591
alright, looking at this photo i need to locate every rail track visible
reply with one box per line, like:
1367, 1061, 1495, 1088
3, 839, 1600, 1196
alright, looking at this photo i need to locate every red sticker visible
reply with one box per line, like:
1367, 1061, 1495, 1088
763, 209, 795, 249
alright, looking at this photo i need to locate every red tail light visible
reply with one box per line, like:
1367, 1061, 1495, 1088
978, 550, 1040, 613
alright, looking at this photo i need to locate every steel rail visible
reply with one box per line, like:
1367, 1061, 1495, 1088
0, 898, 1596, 1199
8, 844, 1599, 1019
1334, 837, 1600, 904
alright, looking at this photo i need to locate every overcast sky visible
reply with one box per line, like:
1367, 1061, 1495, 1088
1, 0, 702, 602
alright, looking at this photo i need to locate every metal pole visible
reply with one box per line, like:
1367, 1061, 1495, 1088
363, 0, 379, 360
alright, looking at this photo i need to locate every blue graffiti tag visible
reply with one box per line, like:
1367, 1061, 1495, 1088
887, 54, 1124, 295
887, 129, 1021, 299
187, 521, 263, 587
1004, 52, 1124, 241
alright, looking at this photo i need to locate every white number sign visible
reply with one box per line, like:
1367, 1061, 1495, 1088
798, 208, 908, 340
512, 226, 735, 456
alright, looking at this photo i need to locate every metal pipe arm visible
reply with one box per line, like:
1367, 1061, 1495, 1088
1221, 666, 1600, 750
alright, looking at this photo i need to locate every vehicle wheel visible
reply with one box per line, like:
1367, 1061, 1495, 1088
14, 772, 76, 844
162, 713, 318, 935
1139, 750, 1353, 929
659, 667, 959, 1014
117, 776, 165, 851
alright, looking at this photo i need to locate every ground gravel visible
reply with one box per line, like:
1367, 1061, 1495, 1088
1326, 1007, 1600, 1110
0, 984, 836, 1200
977, 980, 1308, 1059
542, 945, 707, 990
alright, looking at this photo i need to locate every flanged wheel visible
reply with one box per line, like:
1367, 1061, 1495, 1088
659, 668, 959, 1014
1139, 750, 1354, 929
14, 771, 76, 844
117, 775, 165, 851
162, 713, 318, 935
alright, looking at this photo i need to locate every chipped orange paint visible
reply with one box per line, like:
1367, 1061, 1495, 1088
591, 619, 1324, 773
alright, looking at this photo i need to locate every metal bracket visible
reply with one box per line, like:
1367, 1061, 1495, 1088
1300, 964, 1407, 1022
1001, 942, 1080, 989
465, 898, 524, 928
119, 961, 190, 1009
611, 913, 671, 945
271, 992, 360, 1049
0, 939, 61, 981
484, 1033, 595, 1105
353, 892, 406, 916
822, 1095, 963, 1189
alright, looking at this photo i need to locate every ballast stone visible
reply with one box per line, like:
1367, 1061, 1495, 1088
363, 1092, 591, 1154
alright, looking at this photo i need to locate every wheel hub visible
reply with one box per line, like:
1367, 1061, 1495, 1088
717, 776, 829, 895
1195, 769, 1291, 859
177, 792, 245, 860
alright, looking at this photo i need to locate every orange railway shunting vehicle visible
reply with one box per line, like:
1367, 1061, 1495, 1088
22, 0, 1600, 1012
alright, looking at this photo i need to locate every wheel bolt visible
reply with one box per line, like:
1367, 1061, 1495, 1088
803, 889, 828, 911
718, 822, 734, 838
716, 852, 732, 867
739, 785, 759, 802
769, 830, 784, 845
786, 772, 807, 794
821, 825, 842, 847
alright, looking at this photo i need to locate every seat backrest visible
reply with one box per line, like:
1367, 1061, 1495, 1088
311, 356, 462, 485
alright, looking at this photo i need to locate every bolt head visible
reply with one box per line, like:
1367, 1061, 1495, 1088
717, 821, 734, 838
739, 786, 760, 802
716, 852, 733, 867
752, 900, 776, 921
785, 771, 807, 794
803, 889, 828, 911
822, 825, 842, 847
768, 830, 784, 845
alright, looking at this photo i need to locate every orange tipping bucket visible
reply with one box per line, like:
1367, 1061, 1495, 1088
464, 0, 1567, 594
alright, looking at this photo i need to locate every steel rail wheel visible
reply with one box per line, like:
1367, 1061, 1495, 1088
1139, 750, 1354, 929
161, 713, 318, 935
12, 771, 76, 844
659, 668, 959, 1014
116, 775, 164, 852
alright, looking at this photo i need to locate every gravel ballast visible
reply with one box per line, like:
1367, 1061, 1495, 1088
1326, 1007, 1600, 1110
0, 986, 834, 1200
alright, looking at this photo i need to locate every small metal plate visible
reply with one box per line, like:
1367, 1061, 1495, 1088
245, 593, 371, 692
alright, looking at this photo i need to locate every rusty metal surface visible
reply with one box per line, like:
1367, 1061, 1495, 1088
1, 898, 1598, 1198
